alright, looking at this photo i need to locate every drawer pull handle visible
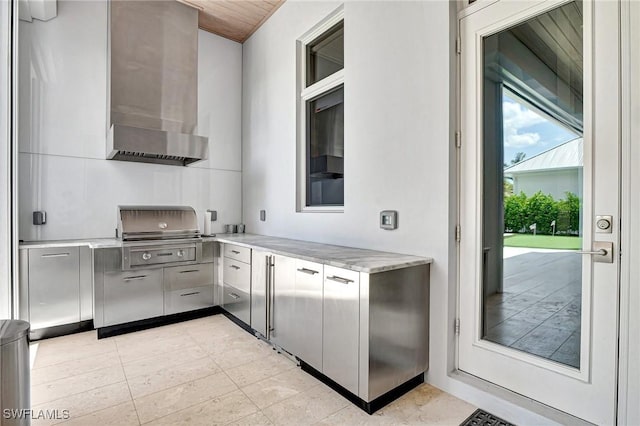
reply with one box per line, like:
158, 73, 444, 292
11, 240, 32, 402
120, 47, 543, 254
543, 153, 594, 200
228, 292, 240, 299
326, 275, 353, 284
41, 253, 70, 258
180, 291, 200, 297
179, 269, 200, 274
230, 265, 241, 270
124, 275, 147, 281
297, 268, 319, 275
231, 250, 241, 254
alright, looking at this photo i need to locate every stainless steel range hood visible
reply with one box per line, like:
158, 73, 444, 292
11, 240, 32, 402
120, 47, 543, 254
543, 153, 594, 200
107, 1, 208, 166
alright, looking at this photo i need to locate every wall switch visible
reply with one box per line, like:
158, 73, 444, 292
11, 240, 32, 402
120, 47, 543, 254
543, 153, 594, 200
33, 211, 46, 225
380, 210, 398, 230
260, 210, 266, 221
207, 210, 217, 221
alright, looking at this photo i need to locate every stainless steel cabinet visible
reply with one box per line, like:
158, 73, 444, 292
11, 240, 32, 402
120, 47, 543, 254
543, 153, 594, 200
293, 259, 323, 371
164, 263, 214, 315
222, 243, 252, 326
26, 247, 81, 330
323, 265, 360, 395
271, 255, 296, 352
250, 251, 270, 337
103, 268, 164, 326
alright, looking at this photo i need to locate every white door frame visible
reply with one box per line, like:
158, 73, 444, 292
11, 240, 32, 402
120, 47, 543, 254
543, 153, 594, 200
457, 1, 620, 424
618, 1, 639, 424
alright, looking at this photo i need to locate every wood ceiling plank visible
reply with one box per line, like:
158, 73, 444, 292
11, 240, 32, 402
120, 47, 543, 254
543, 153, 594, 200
180, 0, 284, 43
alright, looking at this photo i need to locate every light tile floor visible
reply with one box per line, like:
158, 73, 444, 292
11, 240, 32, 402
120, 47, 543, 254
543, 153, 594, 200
30, 315, 476, 425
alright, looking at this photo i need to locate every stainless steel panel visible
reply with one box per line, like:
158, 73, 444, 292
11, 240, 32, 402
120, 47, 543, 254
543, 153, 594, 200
118, 206, 199, 241
165, 285, 214, 315
79, 246, 93, 321
202, 241, 215, 263
223, 283, 250, 325
123, 242, 201, 269
164, 263, 213, 292
294, 259, 323, 371
110, 1, 197, 133
271, 255, 296, 353
251, 251, 269, 337
0, 320, 30, 426
223, 244, 251, 264
223, 258, 251, 293
93, 247, 123, 328
359, 265, 429, 402
323, 265, 359, 395
107, 124, 208, 166
103, 268, 164, 326
28, 247, 80, 330
16, 249, 29, 323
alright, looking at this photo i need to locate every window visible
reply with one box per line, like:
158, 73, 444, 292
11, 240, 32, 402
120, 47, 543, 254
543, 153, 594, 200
297, 10, 344, 211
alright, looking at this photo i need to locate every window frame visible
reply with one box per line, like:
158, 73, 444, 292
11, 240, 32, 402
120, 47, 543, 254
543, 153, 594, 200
296, 6, 345, 213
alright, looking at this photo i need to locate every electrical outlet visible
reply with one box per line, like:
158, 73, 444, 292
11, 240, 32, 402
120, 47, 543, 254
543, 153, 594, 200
380, 210, 398, 230
260, 210, 266, 221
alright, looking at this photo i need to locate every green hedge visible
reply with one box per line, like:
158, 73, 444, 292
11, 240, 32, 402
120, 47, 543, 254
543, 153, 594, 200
504, 191, 580, 235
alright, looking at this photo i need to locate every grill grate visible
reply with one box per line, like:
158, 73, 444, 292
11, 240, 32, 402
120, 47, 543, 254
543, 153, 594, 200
460, 409, 515, 426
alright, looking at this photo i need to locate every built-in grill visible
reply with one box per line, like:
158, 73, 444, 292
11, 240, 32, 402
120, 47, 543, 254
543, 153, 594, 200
117, 206, 202, 270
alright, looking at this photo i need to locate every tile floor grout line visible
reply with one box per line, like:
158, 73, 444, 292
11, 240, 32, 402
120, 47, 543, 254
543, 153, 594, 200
114, 336, 144, 426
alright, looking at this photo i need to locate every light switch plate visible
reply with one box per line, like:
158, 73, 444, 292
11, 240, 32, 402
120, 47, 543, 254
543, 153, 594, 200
33, 211, 46, 225
207, 210, 217, 221
380, 210, 398, 230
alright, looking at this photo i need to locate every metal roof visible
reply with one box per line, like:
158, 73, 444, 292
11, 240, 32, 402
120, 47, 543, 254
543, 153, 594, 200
504, 137, 583, 175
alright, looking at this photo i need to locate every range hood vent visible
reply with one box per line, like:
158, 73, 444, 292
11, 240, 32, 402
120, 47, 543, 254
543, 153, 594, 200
107, 1, 208, 166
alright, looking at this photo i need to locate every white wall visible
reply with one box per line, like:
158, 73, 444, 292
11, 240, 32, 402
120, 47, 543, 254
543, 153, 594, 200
512, 169, 582, 200
18, 1, 242, 241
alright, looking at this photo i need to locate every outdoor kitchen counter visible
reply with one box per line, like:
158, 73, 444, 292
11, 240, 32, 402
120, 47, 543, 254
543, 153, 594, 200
19, 238, 121, 249
206, 234, 432, 273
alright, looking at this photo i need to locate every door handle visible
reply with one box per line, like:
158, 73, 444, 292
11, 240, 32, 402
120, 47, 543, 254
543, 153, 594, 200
575, 241, 613, 263
123, 275, 147, 281
41, 253, 70, 258
326, 275, 354, 284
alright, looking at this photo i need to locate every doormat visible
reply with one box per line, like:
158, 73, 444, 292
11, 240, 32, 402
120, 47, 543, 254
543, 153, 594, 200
460, 409, 515, 426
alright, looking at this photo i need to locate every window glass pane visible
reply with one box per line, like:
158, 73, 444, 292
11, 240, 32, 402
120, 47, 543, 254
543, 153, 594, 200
307, 22, 344, 87
482, 1, 583, 368
307, 87, 344, 207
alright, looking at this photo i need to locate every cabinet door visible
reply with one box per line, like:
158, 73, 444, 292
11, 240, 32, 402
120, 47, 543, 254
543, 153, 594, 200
251, 251, 269, 337
28, 247, 80, 329
103, 268, 164, 326
323, 265, 360, 394
294, 259, 323, 371
271, 255, 296, 352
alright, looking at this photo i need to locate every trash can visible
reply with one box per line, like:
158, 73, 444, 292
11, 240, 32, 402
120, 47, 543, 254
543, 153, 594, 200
0, 320, 30, 426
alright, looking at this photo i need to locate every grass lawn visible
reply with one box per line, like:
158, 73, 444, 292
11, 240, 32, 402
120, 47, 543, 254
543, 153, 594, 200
503, 234, 582, 250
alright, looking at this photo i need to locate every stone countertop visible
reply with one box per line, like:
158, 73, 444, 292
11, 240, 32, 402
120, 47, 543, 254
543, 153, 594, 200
20, 234, 433, 273
211, 234, 432, 273
19, 238, 122, 249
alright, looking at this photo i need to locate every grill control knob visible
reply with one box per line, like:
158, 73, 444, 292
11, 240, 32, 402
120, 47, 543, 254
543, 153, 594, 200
177, 250, 184, 258
142, 252, 152, 261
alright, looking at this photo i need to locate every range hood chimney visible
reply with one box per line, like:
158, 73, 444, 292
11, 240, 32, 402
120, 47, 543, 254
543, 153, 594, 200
107, 1, 208, 166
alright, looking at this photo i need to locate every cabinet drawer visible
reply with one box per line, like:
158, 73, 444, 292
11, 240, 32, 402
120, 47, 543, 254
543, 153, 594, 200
164, 264, 214, 292
223, 258, 251, 293
223, 244, 251, 264
165, 285, 214, 315
222, 283, 250, 325
103, 268, 164, 326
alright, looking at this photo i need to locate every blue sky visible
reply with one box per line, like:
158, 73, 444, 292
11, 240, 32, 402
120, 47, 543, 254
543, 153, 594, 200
502, 91, 579, 166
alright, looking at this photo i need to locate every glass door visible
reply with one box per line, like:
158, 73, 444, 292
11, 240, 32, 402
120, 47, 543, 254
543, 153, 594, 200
459, 1, 619, 424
